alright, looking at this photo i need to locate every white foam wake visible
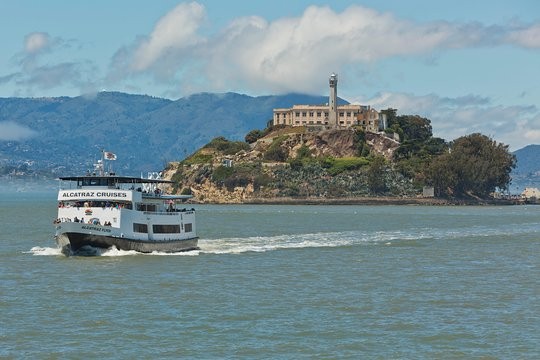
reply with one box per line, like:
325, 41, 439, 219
27, 222, 538, 257
27, 245, 200, 257
27, 246, 63, 256
22, 229, 458, 257
198, 231, 357, 254
100, 247, 200, 256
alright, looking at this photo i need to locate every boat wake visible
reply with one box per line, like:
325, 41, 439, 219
198, 231, 364, 254
28, 222, 539, 257
28, 246, 64, 256
27, 245, 199, 257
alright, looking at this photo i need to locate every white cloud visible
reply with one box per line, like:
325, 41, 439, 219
105, 3, 540, 96
121, 2, 206, 72
24, 32, 51, 54
365, 92, 540, 150
4, 2, 540, 101
20, 62, 83, 90
4, 32, 94, 95
507, 23, 540, 48
202, 5, 468, 94
0, 121, 37, 141
524, 128, 540, 143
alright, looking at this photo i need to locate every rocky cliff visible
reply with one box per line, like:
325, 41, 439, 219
164, 127, 414, 203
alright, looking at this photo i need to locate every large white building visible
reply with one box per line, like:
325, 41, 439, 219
273, 73, 387, 132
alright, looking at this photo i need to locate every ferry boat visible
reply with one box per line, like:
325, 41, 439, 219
53, 152, 198, 255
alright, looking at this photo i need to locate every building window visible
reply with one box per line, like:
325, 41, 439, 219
185, 223, 193, 232
133, 223, 148, 233
324, 112, 328, 117
339, 112, 344, 117
347, 112, 351, 117
317, 112, 321, 117
295, 112, 300, 117
302, 112, 307, 117
309, 112, 314, 117
153, 224, 181, 233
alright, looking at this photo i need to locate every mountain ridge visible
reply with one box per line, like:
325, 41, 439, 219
0, 91, 539, 193
0, 91, 340, 176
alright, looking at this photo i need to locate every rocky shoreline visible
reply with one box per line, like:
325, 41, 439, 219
189, 196, 520, 206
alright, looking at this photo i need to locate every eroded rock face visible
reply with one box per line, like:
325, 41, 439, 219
314, 130, 358, 157
365, 132, 400, 160
164, 128, 404, 203
292, 129, 398, 159
264, 129, 398, 159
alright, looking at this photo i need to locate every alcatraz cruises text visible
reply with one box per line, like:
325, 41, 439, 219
61, 191, 129, 198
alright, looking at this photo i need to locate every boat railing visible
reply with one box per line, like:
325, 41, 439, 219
142, 191, 165, 198
143, 210, 194, 216
143, 211, 175, 216
58, 203, 129, 211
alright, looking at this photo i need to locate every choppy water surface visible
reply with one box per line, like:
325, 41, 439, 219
1, 192, 539, 358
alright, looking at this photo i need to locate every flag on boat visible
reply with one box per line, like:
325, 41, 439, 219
104, 151, 117, 160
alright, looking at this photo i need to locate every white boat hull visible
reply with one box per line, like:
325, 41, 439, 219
55, 222, 198, 255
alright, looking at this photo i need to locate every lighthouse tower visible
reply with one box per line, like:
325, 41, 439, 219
328, 73, 338, 128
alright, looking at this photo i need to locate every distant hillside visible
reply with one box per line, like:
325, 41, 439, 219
511, 145, 540, 191
0, 92, 342, 176
513, 145, 540, 175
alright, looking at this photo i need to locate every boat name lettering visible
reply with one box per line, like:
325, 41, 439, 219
62, 191, 128, 198
81, 225, 112, 233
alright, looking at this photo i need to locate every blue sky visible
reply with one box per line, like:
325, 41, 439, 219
1, 0, 539, 149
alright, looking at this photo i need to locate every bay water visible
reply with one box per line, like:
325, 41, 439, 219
1, 191, 539, 358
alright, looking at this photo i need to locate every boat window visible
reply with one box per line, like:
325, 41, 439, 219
78, 178, 111, 187
152, 225, 181, 233
184, 223, 193, 233
133, 223, 148, 233
137, 204, 157, 212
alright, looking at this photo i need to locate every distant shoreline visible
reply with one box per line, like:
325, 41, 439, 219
193, 196, 522, 206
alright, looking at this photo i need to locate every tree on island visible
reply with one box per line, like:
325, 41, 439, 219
383, 109, 448, 187
367, 156, 388, 194
427, 133, 516, 198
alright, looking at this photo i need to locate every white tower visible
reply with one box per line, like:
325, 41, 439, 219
328, 73, 338, 128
